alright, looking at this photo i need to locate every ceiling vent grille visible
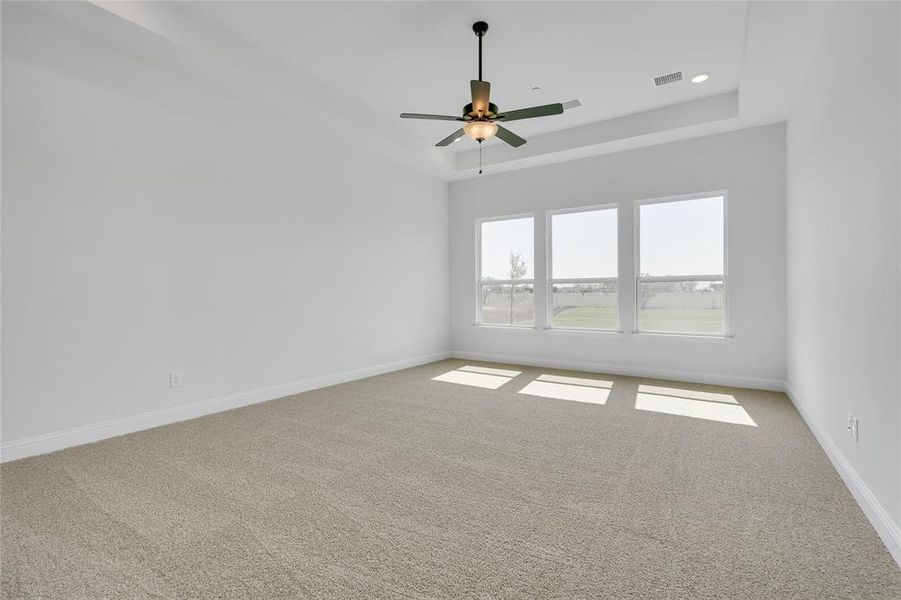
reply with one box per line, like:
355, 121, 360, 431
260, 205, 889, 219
654, 71, 683, 86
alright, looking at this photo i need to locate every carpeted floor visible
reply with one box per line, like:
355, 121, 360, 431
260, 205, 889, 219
2, 359, 899, 599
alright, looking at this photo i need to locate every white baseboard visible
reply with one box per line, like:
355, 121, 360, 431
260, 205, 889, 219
785, 384, 901, 567
6, 349, 897, 567
450, 350, 786, 391
0, 351, 451, 463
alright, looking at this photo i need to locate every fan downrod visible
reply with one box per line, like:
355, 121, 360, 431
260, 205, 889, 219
473, 21, 488, 81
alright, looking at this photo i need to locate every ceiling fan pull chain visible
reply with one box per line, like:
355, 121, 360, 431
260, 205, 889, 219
479, 141, 483, 175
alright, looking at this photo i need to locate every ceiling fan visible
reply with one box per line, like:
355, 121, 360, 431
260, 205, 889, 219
400, 21, 565, 171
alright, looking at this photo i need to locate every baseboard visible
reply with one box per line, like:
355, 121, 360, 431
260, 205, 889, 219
0, 351, 451, 463
8, 350, 896, 567
450, 350, 786, 391
785, 384, 901, 567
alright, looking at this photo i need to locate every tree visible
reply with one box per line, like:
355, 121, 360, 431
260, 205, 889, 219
480, 276, 497, 306
507, 251, 527, 324
638, 272, 656, 308
638, 273, 676, 309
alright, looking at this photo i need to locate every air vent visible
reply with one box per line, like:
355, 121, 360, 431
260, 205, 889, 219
654, 71, 683, 86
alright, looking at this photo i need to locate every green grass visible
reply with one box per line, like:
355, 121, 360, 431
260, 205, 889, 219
552, 306, 618, 330
553, 307, 723, 334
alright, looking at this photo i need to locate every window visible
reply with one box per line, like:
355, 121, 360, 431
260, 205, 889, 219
548, 206, 618, 330
477, 215, 534, 326
636, 195, 726, 335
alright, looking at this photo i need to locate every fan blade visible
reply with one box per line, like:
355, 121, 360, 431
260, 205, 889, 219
495, 125, 526, 148
400, 113, 463, 121
470, 80, 491, 115
497, 103, 564, 122
436, 129, 466, 147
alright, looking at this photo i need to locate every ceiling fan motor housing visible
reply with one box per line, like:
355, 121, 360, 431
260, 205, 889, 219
463, 102, 499, 119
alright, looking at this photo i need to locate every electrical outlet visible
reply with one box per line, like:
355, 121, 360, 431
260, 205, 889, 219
169, 371, 183, 389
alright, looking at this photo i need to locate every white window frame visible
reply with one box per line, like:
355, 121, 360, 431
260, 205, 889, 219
475, 213, 536, 328
633, 191, 730, 338
546, 203, 620, 332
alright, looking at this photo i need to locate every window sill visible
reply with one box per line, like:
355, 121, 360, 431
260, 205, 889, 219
469, 325, 732, 340
544, 327, 623, 335
631, 331, 733, 341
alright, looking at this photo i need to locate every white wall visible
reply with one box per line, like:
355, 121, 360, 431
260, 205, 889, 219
1, 5, 449, 450
449, 124, 787, 389
786, 1, 901, 560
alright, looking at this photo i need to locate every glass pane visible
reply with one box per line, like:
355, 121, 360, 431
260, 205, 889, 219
640, 197, 723, 277
480, 217, 534, 281
552, 208, 617, 278
480, 283, 534, 326
638, 280, 724, 335
551, 282, 618, 330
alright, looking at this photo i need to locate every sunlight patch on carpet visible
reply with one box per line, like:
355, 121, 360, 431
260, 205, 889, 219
635, 385, 756, 426
432, 365, 520, 389
518, 374, 613, 405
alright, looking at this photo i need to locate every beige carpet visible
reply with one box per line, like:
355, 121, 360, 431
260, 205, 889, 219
2, 359, 899, 599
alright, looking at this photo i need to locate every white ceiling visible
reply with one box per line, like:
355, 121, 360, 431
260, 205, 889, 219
57, 1, 835, 178
186, 1, 749, 146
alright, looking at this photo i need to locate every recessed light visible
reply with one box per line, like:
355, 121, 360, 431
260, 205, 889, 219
691, 73, 710, 83
531, 86, 542, 92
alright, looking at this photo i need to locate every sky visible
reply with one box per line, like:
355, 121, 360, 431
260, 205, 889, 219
480, 197, 724, 281
640, 196, 724, 276
480, 217, 535, 280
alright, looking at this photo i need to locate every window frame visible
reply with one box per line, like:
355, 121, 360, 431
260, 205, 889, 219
474, 213, 537, 328
545, 203, 621, 332
633, 191, 730, 338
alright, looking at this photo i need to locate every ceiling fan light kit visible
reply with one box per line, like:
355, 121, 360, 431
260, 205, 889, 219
464, 120, 498, 141
400, 20, 566, 173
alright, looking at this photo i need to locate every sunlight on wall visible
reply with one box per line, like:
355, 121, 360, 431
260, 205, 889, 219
432, 365, 521, 389
635, 384, 756, 426
518, 374, 613, 405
